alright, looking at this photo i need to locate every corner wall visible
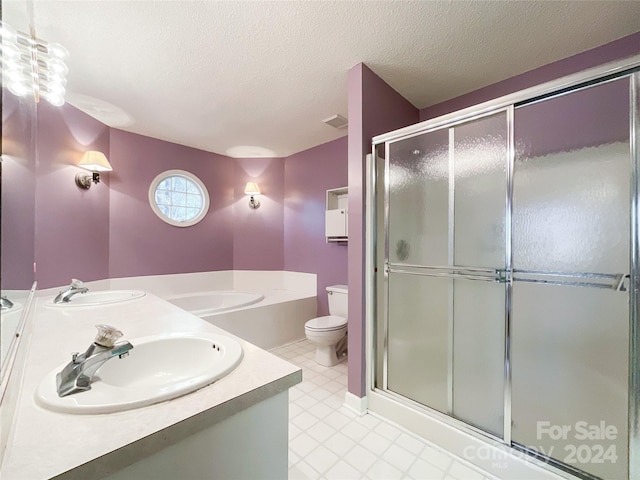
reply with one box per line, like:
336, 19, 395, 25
29, 102, 347, 298
34, 102, 110, 288
234, 158, 285, 271
1, 91, 36, 290
284, 137, 348, 316
347, 63, 419, 398
108, 129, 236, 278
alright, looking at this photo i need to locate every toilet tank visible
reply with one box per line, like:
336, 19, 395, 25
326, 285, 348, 318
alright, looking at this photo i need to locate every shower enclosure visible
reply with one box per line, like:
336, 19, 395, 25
370, 63, 639, 480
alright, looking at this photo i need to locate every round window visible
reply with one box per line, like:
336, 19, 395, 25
148, 170, 210, 227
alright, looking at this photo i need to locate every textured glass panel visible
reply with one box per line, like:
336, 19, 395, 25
159, 178, 171, 190
452, 280, 504, 437
511, 80, 631, 480
511, 283, 628, 480
170, 206, 186, 221
388, 129, 449, 266
171, 176, 187, 192
172, 192, 186, 207
454, 113, 507, 267
186, 180, 200, 194
513, 79, 630, 273
387, 273, 450, 413
155, 190, 170, 205
186, 193, 202, 208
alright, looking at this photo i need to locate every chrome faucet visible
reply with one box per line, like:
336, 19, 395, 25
54, 279, 89, 304
57, 324, 134, 397
0, 296, 14, 310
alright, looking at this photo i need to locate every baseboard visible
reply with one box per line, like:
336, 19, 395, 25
343, 391, 368, 416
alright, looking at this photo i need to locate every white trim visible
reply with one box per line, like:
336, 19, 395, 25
343, 391, 368, 416
365, 154, 375, 401
630, 71, 640, 480
148, 169, 210, 228
369, 390, 569, 480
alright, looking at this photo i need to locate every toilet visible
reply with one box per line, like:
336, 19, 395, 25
305, 285, 348, 367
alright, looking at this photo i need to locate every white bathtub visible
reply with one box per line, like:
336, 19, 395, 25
166, 291, 264, 316
166, 289, 316, 351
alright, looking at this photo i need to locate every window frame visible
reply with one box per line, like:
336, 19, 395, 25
148, 169, 210, 227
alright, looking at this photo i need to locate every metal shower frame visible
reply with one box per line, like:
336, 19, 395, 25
368, 56, 640, 480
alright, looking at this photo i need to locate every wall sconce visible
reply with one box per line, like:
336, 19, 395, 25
244, 182, 261, 209
75, 151, 113, 189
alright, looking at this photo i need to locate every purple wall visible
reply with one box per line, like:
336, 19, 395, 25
1, 91, 36, 290
347, 63, 419, 397
420, 31, 640, 121
109, 129, 235, 278
34, 102, 110, 289
234, 158, 285, 271
26, 102, 335, 288
284, 137, 348, 316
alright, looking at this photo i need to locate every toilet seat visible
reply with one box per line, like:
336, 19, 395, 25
305, 315, 347, 332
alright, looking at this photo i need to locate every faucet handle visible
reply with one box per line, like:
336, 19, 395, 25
71, 279, 84, 288
94, 324, 123, 348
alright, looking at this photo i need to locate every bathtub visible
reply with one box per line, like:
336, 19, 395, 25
166, 289, 316, 351
166, 291, 264, 316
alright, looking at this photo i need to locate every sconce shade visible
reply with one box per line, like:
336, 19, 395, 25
78, 151, 113, 172
75, 151, 112, 189
244, 182, 261, 195
244, 182, 261, 209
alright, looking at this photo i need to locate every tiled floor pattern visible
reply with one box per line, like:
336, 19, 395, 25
272, 340, 497, 480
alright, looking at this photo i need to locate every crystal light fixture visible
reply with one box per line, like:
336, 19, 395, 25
0, 21, 69, 106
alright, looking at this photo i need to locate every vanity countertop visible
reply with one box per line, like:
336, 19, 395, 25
0, 292, 301, 479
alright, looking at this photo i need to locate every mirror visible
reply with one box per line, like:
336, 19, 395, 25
0, 1, 37, 384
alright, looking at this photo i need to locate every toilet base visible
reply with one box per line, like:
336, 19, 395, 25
314, 345, 346, 367
305, 324, 348, 367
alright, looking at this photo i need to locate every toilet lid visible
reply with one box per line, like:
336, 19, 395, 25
306, 315, 347, 331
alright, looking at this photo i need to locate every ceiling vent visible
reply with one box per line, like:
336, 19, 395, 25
323, 114, 348, 129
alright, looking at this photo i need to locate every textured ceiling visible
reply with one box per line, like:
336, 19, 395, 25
4, 1, 640, 157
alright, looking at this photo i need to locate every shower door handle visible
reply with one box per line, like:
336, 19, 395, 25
512, 270, 630, 292
386, 263, 502, 283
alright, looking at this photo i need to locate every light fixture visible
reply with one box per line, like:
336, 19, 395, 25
75, 151, 113, 189
0, 21, 69, 106
244, 182, 261, 209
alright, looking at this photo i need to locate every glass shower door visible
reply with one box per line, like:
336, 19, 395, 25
385, 111, 508, 438
386, 128, 451, 414
511, 78, 631, 480
377, 68, 637, 480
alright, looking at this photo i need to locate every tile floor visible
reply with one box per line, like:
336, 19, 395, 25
272, 340, 498, 480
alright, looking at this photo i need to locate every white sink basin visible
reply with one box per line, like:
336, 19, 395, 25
35, 332, 243, 414
45, 290, 146, 308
